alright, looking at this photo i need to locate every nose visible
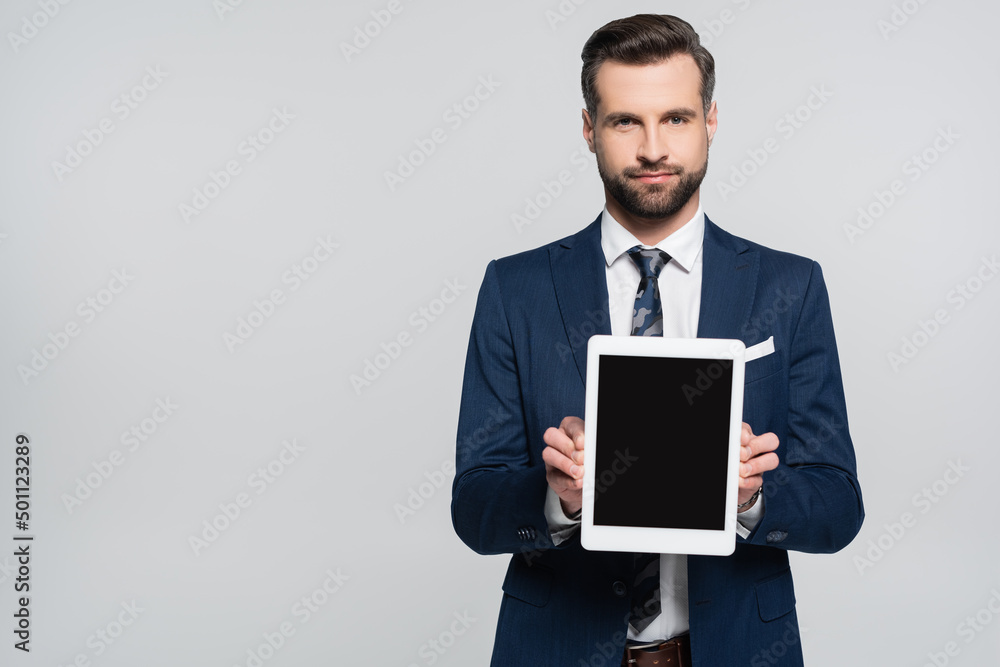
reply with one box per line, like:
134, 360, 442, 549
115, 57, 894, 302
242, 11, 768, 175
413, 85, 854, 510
637, 123, 669, 165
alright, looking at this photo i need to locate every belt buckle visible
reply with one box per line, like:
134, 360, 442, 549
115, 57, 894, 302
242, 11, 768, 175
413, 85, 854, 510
625, 640, 667, 664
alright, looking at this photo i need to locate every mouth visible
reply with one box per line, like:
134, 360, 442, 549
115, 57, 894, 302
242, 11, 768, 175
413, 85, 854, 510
633, 172, 676, 184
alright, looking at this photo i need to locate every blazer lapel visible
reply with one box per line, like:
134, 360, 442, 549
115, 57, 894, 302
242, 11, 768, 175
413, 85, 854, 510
697, 216, 758, 341
549, 215, 612, 385
548, 214, 757, 384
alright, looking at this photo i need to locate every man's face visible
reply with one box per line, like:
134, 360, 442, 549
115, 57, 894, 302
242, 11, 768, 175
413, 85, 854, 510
584, 55, 717, 227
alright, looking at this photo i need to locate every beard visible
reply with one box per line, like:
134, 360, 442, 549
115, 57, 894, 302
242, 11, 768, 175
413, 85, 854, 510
597, 151, 709, 221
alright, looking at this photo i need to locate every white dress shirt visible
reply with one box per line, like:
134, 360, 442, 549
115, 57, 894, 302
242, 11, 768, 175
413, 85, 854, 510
543, 205, 764, 642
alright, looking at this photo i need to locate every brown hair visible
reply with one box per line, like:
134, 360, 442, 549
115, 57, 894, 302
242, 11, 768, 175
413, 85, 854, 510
581, 14, 715, 122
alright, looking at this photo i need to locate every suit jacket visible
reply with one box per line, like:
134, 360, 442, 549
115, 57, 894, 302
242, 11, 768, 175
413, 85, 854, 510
451, 214, 864, 666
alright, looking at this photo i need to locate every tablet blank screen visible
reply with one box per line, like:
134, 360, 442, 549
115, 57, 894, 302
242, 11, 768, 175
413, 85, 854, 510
593, 354, 732, 531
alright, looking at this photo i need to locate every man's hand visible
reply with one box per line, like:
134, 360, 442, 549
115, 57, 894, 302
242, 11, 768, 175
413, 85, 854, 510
542, 416, 586, 516
543, 418, 776, 516
739, 422, 779, 512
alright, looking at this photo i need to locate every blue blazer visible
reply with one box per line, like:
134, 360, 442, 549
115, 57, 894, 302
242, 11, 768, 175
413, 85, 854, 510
452, 215, 864, 666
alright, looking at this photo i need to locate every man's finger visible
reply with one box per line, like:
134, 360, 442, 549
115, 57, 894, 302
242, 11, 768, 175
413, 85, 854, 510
746, 432, 780, 459
740, 452, 779, 478
543, 444, 581, 479
548, 469, 584, 492
561, 416, 586, 450
546, 465, 583, 494
543, 426, 577, 459
740, 423, 755, 462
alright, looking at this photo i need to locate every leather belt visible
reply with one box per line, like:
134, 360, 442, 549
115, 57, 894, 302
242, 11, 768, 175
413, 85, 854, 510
621, 634, 691, 667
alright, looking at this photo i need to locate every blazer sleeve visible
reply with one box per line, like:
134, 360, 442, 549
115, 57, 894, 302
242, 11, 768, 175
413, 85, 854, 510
739, 260, 865, 553
451, 260, 559, 556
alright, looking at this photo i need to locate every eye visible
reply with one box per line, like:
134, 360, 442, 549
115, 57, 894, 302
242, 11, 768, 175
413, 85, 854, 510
667, 116, 685, 125
614, 118, 635, 127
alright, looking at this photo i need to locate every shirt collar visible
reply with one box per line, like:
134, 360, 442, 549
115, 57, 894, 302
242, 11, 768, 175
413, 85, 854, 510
600, 203, 705, 273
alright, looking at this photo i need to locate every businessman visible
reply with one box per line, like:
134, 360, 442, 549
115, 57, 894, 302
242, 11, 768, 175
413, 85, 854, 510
452, 14, 863, 666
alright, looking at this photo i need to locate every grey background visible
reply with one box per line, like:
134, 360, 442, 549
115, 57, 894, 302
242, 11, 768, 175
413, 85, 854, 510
1, 0, 997, 665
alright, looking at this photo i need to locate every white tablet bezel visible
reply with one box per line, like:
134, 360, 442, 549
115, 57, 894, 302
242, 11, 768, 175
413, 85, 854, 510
581, 335, 746, 556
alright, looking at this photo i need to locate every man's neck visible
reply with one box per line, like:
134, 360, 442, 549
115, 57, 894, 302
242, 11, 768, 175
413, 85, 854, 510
605, 191, 701, 246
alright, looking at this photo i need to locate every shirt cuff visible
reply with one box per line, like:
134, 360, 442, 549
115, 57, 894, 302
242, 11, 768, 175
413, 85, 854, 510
735, 492, 765, 539
544, 487, 581, 546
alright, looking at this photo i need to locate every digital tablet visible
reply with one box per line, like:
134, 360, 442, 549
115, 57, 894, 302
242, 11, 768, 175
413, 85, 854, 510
581, 335, 746, 556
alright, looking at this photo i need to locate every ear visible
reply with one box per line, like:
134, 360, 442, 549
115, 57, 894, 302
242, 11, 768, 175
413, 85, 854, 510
705, 100, 718, 147
582, 108, 597, 153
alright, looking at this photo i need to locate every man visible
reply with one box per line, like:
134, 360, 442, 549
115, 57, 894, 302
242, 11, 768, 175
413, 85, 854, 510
452, 14, 863, 666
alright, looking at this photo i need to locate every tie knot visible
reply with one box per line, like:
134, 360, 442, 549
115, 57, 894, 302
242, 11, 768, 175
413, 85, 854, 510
626, 246, 671, 280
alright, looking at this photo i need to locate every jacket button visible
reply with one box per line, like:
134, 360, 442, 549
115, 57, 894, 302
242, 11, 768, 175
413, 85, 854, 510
612, 581, 628, 597
766, 530, 788, 543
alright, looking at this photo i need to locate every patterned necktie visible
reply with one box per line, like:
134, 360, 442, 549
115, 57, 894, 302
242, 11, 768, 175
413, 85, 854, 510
627, 246, 671, 337
626, 245, 671, 633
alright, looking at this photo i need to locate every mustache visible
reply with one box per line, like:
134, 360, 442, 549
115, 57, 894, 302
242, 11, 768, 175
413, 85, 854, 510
621, 164, 684, 177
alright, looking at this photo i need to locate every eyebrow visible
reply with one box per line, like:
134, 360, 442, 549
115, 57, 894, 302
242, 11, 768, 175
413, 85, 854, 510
603, 107, 700, 125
